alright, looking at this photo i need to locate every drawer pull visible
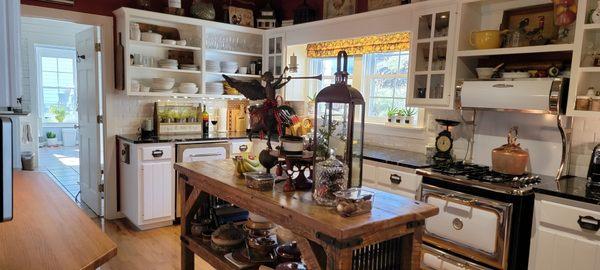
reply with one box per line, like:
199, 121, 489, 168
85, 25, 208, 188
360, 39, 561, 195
151, 150, 164, 158
390, 174, 402, 184
578, 215, 600, 232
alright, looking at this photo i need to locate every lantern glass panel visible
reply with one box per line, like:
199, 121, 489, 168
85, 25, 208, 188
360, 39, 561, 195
351, 104, 364, 188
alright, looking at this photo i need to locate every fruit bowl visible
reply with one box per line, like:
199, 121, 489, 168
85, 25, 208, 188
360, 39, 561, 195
232, 153, 264, 177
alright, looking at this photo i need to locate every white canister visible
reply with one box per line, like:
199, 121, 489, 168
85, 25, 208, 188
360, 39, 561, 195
168, 0, 181, 8
130, 23, 141, 41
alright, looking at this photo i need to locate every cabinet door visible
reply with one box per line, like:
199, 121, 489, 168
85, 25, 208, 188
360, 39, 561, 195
531, 227, 600, 270
264, 32, 285, 76
407, 5, 457, 108
141, 161, 173, 221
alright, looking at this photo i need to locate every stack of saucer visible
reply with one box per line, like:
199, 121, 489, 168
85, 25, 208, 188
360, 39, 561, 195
206, 82, 224, 95
158, 59, 178, 69
206, 60, 220, 72
180, 64, 198, 71
151, 78, 175, 92
220, 61, 238, 74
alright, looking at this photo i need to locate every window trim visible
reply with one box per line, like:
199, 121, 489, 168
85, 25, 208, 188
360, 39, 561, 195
35, 45, 78, 124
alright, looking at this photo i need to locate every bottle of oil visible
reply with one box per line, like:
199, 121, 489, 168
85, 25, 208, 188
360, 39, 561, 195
202, 105, 209, 135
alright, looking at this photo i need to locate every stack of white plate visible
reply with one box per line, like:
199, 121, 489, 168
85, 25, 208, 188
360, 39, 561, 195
180, 64, 198, 71
220, 61, 238, 74
206, 82, 224, 95
151, 78, 175, 92
158, 59, 178, 69
206, 60, 220, 72
178, 82, 198, 94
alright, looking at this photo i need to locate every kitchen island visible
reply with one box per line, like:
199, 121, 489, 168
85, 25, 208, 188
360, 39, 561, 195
175, 160, 438, 270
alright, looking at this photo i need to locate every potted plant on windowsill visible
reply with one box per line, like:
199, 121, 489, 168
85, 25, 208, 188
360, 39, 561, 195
386, 107, 399, 123
403, 107, 417, 125
396, 109, 406, 124
46, 131, 58, 147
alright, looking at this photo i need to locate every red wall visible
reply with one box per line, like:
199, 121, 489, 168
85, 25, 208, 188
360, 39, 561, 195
21, 0, 371, 21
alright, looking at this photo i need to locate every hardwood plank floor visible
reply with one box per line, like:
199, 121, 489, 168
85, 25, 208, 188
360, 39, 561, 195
96, 218, 215, 270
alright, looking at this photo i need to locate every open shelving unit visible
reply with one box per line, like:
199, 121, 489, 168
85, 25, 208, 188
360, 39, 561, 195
114, 8, 264, 100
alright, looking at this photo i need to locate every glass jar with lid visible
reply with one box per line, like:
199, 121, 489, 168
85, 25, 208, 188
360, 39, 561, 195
313, 149, 347, 206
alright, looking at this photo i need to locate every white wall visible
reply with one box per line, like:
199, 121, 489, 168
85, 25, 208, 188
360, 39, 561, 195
18, 17, 90, 164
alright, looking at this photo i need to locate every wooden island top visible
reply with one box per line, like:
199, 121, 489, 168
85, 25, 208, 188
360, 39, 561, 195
175, 160, 438, 270
0, 171, 117, 270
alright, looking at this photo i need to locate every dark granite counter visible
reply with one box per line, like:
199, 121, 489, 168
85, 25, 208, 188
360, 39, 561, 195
117, 132, 250, 144
363, 145, 432, 169
534, 176, 600, 205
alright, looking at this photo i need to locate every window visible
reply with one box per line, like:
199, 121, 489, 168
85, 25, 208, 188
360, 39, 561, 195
363, 51, 411, 122
309, 56, 355, 98
309, 51, 415, 124
37, 46, 78, 123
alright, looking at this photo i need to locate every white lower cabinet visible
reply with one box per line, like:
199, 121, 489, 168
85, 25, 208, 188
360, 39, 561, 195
362, 160, 422, 200
120, 142, 175, 230
529, 194, 600, 270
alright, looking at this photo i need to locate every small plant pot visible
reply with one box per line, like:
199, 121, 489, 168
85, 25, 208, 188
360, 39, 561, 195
389, 116, 398, 123
396, 116, 405, 124
47, 138, 58, 146
405, 116, 415, 125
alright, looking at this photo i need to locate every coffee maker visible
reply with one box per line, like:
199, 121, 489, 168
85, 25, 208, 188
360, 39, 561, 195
589, 144, 600, 183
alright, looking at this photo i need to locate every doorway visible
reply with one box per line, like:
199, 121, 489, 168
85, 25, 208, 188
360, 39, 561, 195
19, 16, 104, 217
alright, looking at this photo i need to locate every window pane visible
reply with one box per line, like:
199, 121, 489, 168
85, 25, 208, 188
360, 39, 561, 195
368, 98, 394, 117
57, 58, 73, 73
370, 78, 395, 97
42, 72, 59, 87
373, 53, 399, 74
399, 53, 410, 73
320, 57, 354, 76
393, 99, 406, 109
394, 78, 408, 97
41, 57, 57, 72
58, 72, 74, 88
43, 88, 59, 105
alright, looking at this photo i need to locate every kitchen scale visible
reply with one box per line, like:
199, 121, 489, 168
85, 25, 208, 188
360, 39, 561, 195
433, 119, 460, 164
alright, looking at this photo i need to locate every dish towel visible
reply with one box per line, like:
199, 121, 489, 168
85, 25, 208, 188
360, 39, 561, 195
21, 122, 33, 144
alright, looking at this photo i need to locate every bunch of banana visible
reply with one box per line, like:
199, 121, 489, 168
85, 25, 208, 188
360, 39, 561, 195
232, 152, 263, 176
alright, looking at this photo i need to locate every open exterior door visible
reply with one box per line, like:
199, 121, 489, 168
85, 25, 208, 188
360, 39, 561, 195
76, 27, 102, 215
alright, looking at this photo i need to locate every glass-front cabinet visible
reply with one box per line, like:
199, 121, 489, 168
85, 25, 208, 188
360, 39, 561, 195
407, 5, 457, 108
264, 32, 285, 76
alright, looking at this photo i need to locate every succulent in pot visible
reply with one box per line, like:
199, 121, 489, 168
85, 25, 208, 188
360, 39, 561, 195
386, 107, 399, 123
396, 109, 406, 124
403, 107, 417, 125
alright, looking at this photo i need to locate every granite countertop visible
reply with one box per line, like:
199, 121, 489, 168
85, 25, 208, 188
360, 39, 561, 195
534, 176, 600, 205
362, 145, 432, 169
117, 132, 250, 144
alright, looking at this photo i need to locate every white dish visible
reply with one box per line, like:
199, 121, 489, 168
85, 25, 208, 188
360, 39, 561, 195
152, 78, 175, 89
176, 40, 187, 46
178, 86, 199, 94
162, 39, 176, 45
179, 82, 197, 88
153, 77, 175, 82
141, 32, 162, 43
502, 72, 530, 79
476, 68, 495, 80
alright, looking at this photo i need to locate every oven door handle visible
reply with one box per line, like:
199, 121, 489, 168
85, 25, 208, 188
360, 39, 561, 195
442, 193, 478, 206
189, 153, 223, 158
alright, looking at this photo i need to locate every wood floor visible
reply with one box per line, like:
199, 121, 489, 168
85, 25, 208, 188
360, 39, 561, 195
95, 218, 214, 270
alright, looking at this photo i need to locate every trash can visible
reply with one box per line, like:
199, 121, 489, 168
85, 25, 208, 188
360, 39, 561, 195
62, 128, 78, 147
21, 151, 36, 171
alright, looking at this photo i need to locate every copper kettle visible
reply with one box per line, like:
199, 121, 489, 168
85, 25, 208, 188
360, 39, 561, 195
492, 127, 529, 175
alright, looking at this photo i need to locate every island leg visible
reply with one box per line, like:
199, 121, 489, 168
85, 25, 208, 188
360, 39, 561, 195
179, 175, 201, 270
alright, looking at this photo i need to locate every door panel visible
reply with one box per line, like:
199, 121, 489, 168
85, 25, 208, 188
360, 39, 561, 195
76, 26, 102, 215
142, 162, 173, 221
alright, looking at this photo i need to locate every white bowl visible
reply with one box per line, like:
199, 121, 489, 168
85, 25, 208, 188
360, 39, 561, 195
162, 39, 176, 45
141, 32, 162, 43
152, 81, 175, 90
176, 40, 187, 46
178, 86, 198, 94
153, 77, 175, 83
179, 82, 197, 88
476, 68, 495, 79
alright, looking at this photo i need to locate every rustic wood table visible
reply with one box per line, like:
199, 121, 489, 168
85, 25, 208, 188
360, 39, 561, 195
175, 160, 438, 270
0, 171, 117, 270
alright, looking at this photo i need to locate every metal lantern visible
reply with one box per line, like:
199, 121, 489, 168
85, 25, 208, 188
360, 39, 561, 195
312, 51, 365, 189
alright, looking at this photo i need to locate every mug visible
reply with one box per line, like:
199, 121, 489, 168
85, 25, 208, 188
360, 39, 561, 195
469, 30, 504, 50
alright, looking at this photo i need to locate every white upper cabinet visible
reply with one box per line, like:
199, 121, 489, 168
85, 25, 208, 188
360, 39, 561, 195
264, 31, 286, 76
407, 3, 457, 108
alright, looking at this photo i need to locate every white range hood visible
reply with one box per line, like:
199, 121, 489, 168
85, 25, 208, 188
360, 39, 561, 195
458, 78, 569, 115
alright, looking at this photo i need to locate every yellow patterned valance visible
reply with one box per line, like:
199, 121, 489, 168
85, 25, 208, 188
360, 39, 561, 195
306, 32, 411, 58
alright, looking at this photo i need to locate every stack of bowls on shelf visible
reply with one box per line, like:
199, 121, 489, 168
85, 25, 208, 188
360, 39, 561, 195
178, 82, 198, 94
220, 61, 238, 74
206, 60, 220, 72
206, 82, 224, 95
158, 59, 178, 70
151, 78, 175, 92
180, 64, 198, 71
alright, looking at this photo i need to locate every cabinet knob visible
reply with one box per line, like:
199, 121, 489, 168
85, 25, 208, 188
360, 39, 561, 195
578, 215, 600, 232
390, 174, 402, 184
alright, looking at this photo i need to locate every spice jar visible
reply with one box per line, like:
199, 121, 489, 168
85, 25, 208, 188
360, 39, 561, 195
313, 150, 347, 206
576, 96, 591, 111
592, 97, 600, 111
